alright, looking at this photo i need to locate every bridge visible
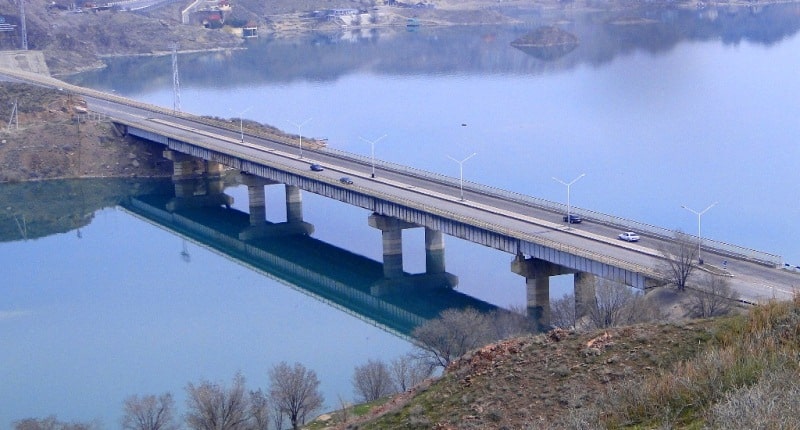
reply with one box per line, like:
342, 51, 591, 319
3, 68, 798, 328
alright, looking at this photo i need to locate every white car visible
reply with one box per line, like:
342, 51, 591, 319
618, 232, 640, 242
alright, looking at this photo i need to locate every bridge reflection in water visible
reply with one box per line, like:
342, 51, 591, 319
120, 175, 500, 340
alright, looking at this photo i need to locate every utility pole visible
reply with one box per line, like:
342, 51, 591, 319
171, 44, 181, 113
7, 99, 18, 130
19, 0, 28, 50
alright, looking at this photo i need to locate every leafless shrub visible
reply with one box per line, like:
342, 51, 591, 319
185, 373, 250, 430
585, 281, 663, 330
707, 368, 800, 429
550, 293, 577, 329
121, 393, 178, 430
268, 362, 324, 430
248, 389, 270, 430
13, 417, 99, 430
489, 305, 536, 339
390, 353, 433, 392
658, 231, 699, 292
352, 359, 396, 402
412, 308, 494, 369
688, 274, 739, 318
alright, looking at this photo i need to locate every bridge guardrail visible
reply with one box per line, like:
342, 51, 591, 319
1, 67, 779, 268
318, 146, 783, 268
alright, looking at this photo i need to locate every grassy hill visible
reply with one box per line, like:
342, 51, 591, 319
316, 296, 800, 429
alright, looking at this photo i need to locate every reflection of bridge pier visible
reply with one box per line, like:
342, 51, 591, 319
369, 213, 457, 296
121, 184, 497, 339
239, 175, 313, 240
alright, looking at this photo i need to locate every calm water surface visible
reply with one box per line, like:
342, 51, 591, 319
4, 4, 800, 427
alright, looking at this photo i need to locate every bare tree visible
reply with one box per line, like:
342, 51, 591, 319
550, 293, 577, 329
185, 373, 250, 430
14, 417, 98, 430
688, 274, 739, 318
268, 362, 324, 430
248, 389, 270, 430
390, 353, 433, 392
352, 359, 396, 402
121, 393, 178, 430
659, 231, 699, 292
488, 305, 536, 339
412, 307, 494, 369
585, 281, 663, 330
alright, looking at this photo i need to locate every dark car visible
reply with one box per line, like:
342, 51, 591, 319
310, 164, 324, 172
339, 176, 354, 185
563, 214, 582, 224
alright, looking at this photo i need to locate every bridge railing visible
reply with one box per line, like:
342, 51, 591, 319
318, 146, 783, 268
5, 67, 778, 268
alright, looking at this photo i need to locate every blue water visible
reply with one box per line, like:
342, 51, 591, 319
4, 5, 800, 427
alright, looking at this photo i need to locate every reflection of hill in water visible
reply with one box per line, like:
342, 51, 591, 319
511, 26, 579, 61
0, 179, 172, 242
66, 4, 800, 92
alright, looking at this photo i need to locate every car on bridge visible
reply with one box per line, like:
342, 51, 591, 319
562, 214, 582, 224
339, 176, 354, 185
618, 232, 641, 242
310, 164, 324, 171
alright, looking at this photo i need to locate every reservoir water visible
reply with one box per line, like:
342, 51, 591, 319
3, 4, 800, 427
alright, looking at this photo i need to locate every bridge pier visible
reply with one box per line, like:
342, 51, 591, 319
286, 185, 303, 224
574, 272, 597, 322
511, 254, 576, 331
369, 214, 457, 295
238, 177, 313, 240
369, 214, 415, 279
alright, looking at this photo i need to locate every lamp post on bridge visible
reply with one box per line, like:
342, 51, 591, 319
287, 118, 312, 159
681, 202, 717, 265
359, 133, 387, 178
447, 152, 477, 201
552, 173, 585, 228
232, 106, 252, 143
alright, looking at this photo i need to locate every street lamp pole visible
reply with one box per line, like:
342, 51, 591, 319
447, 153, 477, 201
681, 202, 718, 264
229, 107, 252, 143
287, 118, 312, 158
552, 173, 585, 226
359, 134, 387, 178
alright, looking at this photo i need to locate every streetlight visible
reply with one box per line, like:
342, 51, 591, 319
447, 152, 477, 201
232, 106, 252, 143
359, 134, 387, 178
681, 202, 718, 264
287, 118, 312, 158
552, 173, 585, 227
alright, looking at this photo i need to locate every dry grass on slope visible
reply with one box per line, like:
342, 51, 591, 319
338, 296, 800, 430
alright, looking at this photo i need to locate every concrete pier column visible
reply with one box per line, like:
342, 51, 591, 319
368, 214, 416, 279
163, 150, 202, 181
511, 254, 575, 331
526, 276, 551, 329
285, 185, 303, 223
240, 175, 274, 226
205, 161, 224, 177
425, 228, 445, 274
247, 184, 266, 225
574, 272, 597, 321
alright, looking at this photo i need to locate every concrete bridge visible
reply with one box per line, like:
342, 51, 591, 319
2, 68, 798, 329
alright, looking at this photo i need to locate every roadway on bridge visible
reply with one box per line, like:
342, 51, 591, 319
5, 69, 796, 304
